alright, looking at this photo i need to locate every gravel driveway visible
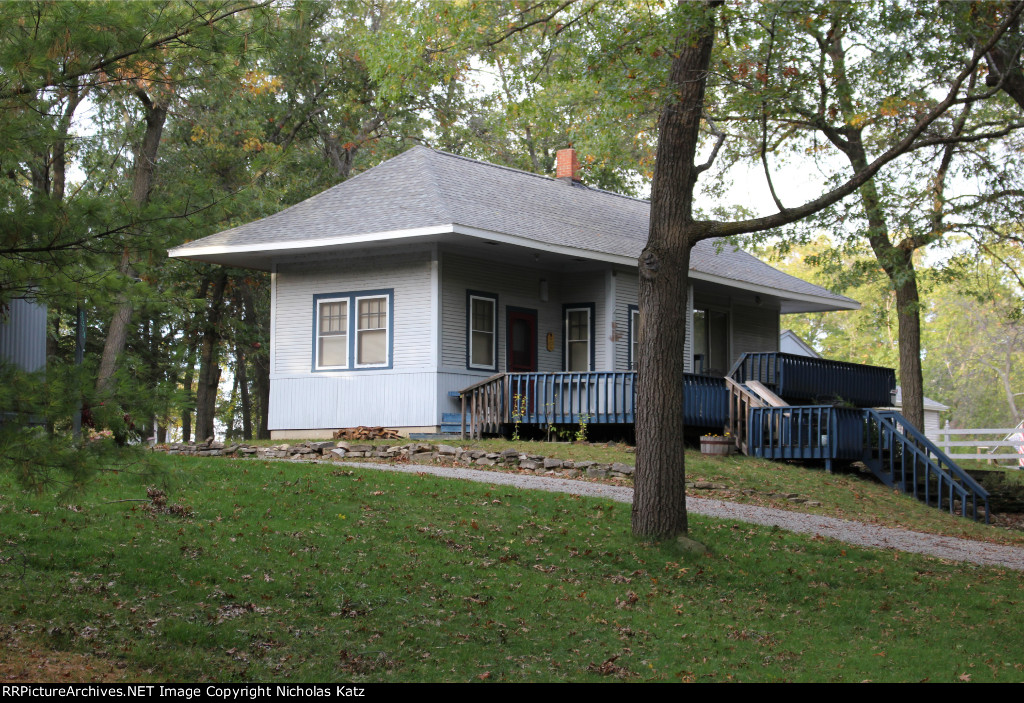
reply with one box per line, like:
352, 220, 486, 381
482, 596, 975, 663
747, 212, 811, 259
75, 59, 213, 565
343, 461, 1024, 571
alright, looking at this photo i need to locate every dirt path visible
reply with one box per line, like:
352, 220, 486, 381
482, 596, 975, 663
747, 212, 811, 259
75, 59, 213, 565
344, 461, 1024, 571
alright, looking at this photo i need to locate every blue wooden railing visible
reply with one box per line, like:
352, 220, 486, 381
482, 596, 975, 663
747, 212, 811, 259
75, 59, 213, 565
729, 352, 896, 408
503, 371, 727, 429
683, 374, 729, 429
861, 409, 989, 523
748, 405, 866, 463
747, 405, 990, 522
459, 356, 987, 522
507, 372, 637, 425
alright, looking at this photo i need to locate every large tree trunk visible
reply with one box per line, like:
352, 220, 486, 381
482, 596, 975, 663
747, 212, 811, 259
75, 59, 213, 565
225, 371, 240, 440
240, 280, 271, 439
180, 340, 197, 443
253, 345, 270, 439
96, 90, 169, 395
180, 277, 211, 442
628, 0, 1017, 539
139, 317, 153, 441
825, 24, 928, 433
893, 262, 925, 432
632, 2, 718, 539
194, 271, 228, 442
235, 340, 252, 440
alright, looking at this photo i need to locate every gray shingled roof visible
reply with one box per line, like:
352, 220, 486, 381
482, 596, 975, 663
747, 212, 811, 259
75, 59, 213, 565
171, 146, 855, 307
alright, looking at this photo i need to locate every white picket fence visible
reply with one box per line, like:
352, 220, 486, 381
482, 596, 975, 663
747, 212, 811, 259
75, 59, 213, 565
935, 426, 1024, 467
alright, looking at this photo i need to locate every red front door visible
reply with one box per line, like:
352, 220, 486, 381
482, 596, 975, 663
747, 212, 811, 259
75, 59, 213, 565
507, 309, 537, 372
507, 308, 538, 417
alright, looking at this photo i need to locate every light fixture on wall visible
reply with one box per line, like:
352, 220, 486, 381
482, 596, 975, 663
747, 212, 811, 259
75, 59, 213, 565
754, 295, 762, 306
539, 278, 549, 302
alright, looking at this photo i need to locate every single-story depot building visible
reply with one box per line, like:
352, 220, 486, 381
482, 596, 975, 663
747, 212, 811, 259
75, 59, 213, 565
170, 147, 857, 438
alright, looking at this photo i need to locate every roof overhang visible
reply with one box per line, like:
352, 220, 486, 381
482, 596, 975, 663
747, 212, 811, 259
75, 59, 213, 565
693, 270, 860, 314
169, 223, 858, 313
168, 222, 640, 269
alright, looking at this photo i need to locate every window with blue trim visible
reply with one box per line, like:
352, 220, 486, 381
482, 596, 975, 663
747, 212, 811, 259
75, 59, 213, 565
314, 290, 392, 371
316, 298, 348, 369
628, 304, 640, 371
468, 292, 497, 370
356, 295, 389, 366
564, 304, 593, 372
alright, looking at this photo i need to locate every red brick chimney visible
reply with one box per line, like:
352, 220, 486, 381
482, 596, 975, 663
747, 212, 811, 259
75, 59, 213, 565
555, 148, 582, 183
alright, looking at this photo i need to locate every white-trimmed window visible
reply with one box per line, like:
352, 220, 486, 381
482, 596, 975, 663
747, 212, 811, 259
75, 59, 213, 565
565, 305, 592, 372
630, 306, 640, 371
316, 298, 348, 369
356, 295, 389, 366
468, 293, 497, 370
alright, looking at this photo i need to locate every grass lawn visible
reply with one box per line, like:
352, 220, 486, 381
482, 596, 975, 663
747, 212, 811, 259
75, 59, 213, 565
452, 439, 1024, 546
2, 451, 1023, 683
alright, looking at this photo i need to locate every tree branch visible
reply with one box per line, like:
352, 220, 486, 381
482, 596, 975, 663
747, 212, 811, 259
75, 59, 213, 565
710, 1, 1024, 239
693, 117, 725, 176
0, 2, 272, 101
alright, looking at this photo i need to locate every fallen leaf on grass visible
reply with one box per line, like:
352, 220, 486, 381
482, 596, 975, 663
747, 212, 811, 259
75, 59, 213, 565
586, 654, 636, 679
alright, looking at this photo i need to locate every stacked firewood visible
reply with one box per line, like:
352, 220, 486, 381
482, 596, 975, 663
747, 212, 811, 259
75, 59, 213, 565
332, 426, 402, 440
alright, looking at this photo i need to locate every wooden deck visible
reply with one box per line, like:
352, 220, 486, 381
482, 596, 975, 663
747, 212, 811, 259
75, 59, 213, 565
460, 371, 729, 438
457, 352, 988, 522
460, 353, 894, 440
729, 352, 896, 407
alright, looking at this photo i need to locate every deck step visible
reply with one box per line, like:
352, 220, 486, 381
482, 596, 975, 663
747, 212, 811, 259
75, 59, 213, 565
744, 380, 788, 407
441, 412, 462, 423
440, 425, 462, 434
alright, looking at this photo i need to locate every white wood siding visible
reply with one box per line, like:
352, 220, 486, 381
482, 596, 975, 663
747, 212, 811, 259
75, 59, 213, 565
269, 372, 437, 429
440, 252, 567, 374
731, 300, 781, 360
273, 250, 433, 376
923, 410, 941, 441
613, 270, 634, 370
270, 249, 436, 430
560, 271, 607, 371
685, 284, 694, 373
438, 371, 494, 417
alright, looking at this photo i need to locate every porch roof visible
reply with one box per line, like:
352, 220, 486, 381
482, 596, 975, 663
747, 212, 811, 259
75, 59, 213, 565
170, 146, 858, 313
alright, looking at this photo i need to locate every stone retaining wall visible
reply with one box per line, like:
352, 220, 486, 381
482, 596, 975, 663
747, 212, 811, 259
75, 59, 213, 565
156, 440, 826, 506
156, 440, 636, 480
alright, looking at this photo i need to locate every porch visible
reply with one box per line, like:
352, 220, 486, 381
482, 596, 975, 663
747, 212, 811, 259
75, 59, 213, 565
458, 371, 728, 437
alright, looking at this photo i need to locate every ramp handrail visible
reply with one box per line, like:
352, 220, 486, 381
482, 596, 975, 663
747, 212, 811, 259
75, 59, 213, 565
864, 409, 990, 523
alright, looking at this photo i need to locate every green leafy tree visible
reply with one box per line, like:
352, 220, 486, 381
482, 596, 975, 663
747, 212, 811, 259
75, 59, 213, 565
707, 2, 1024, 433
924, 250, 1024, 429
756, 239, 901, 370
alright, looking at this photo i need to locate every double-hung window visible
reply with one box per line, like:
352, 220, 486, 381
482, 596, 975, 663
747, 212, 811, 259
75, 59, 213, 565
467, 292, 497, 370
628, 305, 640, 371
564, 304, 593, 372
356, 295, 389, 366
316, 298, 348, 369
313, 290, 392, 371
